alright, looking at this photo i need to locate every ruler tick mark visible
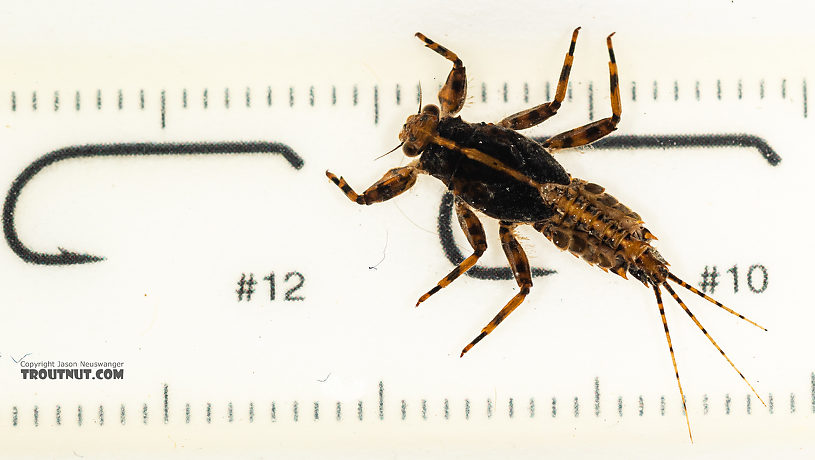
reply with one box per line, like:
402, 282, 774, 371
725, 393, 731, 415
246, 87, 251, 108
638, 396, 643, 416
77, 405, 83, 426
695, 81, 700, 101
652, 80, 658, 101
717, 79, 722, 100
309, 86, 315, 107
142, 403, 148, 424
529, 398, 535, 418
703, 394, 709, 415
760, 79, 765, 99
588, 81, 594, 120
422, 399, 427, 420
353, 85, 358, 106
811, 372, 815, 413
75, 91, 80, 111
357, 400, 363, 421
118, 89, 123, 110
120, 404, 125, 425
336, 401, 341, 421
769, 393, 774, 414
401, 400, 407, 420
573, 397, 579, 418
444, 398, 450, 420
139, 89, 145, 110
378, 380, 384, 420
56, 405, 61, 425
465, 399, 470, 420
546, 81, 551, 101
99, 405, 104, 426
249, 402, 254, 423
617, 396, 623, 417
185, 403, 191, 423
12, 406, 17, 427
782, 79, 787, 99
32, 91, 37, 111
11, 91, 16, 111
314, 401, 319, 421
203, 89, 209, 109
207, 403, 212, 423
674, 81, 679, 101
160, 90, 166, 129
374, 85, 379, 125
594, 377, 600, 417
508, 397, 514, 418
630, 81, 636, 102
267, 86, 272, 106
54, 91, 59, 111
96, 89, 102, 110
523, 82, 529, 103
224, 88, 230, 108
183, 89, 188, 108
481, 82, 487, 103
551, 397, 557, 417
293, 401, 298, 422
747, 394, 752, 415
163, 384, 168, 423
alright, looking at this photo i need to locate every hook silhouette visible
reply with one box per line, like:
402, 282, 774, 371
438, 133, 780, 281
3, 141, 304, 265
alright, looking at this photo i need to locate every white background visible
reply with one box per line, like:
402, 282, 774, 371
0, 1, 813, 458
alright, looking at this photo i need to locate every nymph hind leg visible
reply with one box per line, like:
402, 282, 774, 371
416, 196, 487, 306
499, 27, 580, 130
461, 222, 533, 357
325, 163, 419, 205
415, 33, 467, 117
542, 33, 621, 150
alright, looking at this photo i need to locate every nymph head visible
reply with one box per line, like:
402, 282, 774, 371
398, 104, 440, 156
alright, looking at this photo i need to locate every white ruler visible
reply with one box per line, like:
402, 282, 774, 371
1, 1, 813, 458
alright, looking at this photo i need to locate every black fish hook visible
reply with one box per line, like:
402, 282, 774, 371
3, 141, 304, 265
437, 133, 780, 281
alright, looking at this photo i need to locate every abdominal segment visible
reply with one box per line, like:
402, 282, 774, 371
536, 178, 666, 283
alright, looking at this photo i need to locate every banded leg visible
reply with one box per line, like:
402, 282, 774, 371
461, 222, 533, 357
326, 165, 418, 205
542, 33, 621, 150
499, 27, 580, 130
416, 197, 487, 306
653, 285, 693, 442
662, 283, 767, 407
415, 32, 466, 117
